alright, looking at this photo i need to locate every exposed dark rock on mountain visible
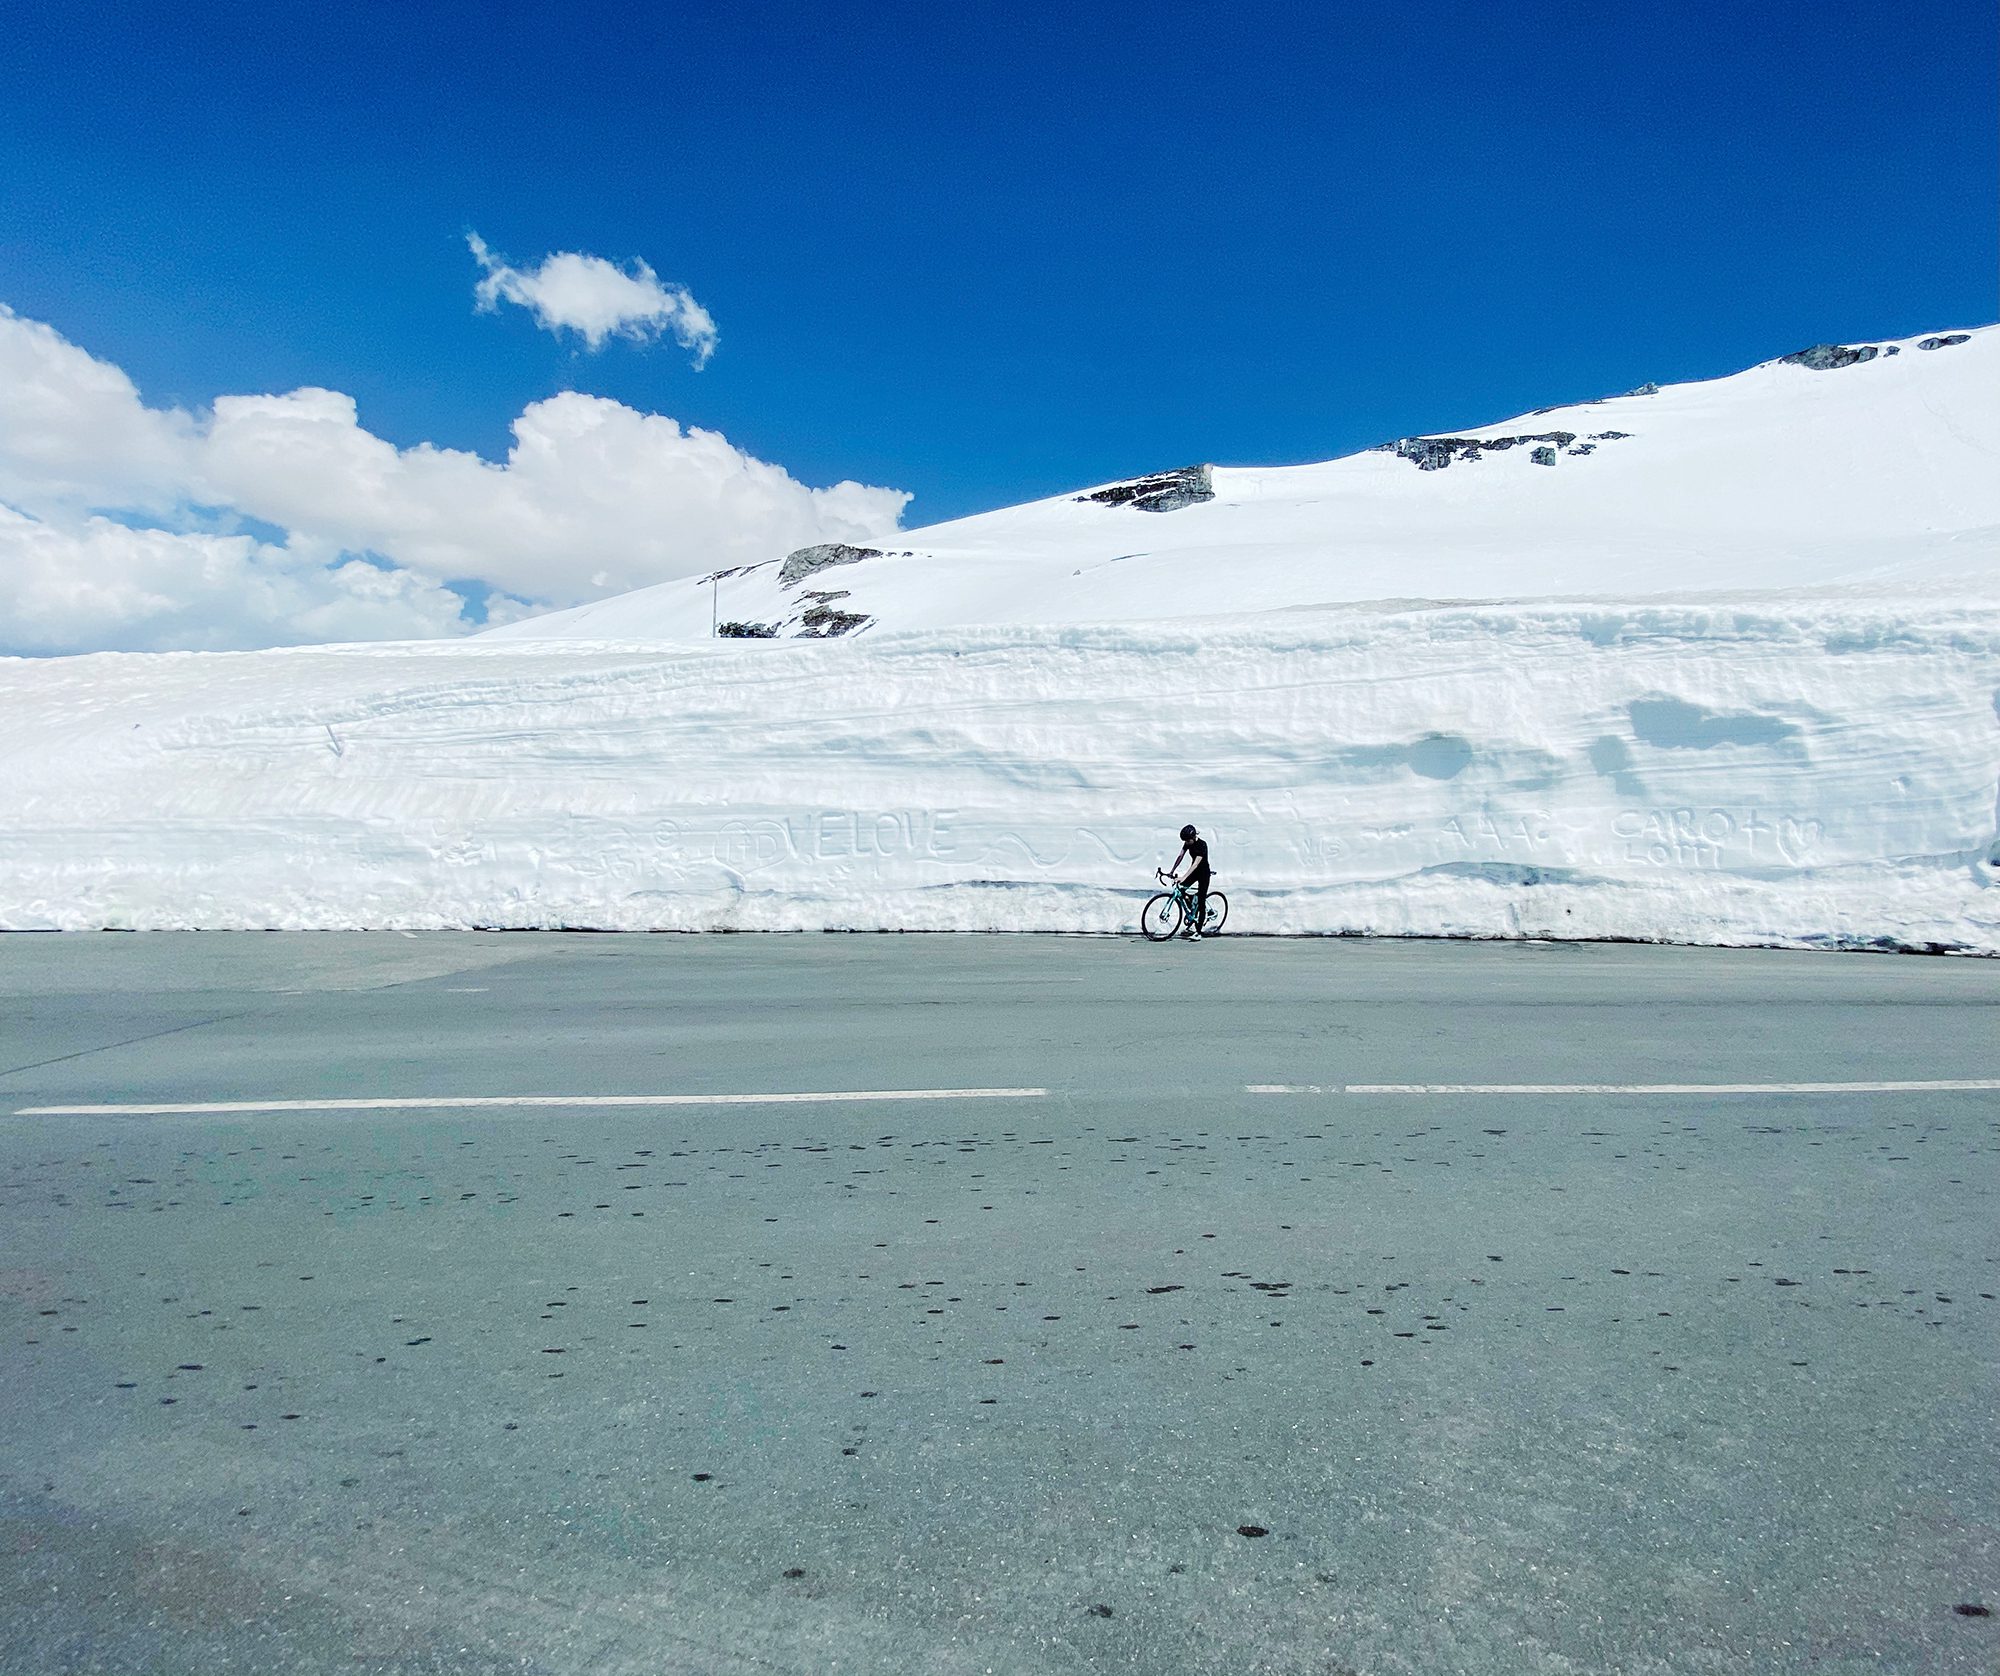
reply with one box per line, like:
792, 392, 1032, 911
1378, 436, 1460, 470
1590, 431, 1631, 441
1781, 344, 1880, 371
1377, 431, 1579, 471
1919, 334, 1971, 351
717, 620, 779, 638
778, 543, 883, 587
1079, 465, 1215, 512
795, 590, 872, 638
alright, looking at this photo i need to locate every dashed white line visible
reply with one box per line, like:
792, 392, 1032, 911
1250, 1080, 2000, 1096
15, 1087, 1050, 1117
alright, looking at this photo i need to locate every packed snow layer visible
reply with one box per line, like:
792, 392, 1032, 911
491, 327, 1999, 643
4, 590, 1997, 948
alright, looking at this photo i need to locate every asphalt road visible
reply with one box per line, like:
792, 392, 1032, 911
1, 932, 1995, 1676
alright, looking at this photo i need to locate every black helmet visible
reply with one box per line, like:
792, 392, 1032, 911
1180, 824, 1197, 841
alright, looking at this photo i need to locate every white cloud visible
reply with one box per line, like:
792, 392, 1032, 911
0, 304, 192, 515
193, 386, 908, 603
0, 505, 475, 655
468, 233, 719, 362
0, 305, 911, 653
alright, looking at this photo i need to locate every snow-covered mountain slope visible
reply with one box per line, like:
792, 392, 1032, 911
489, 327, 1997, 643
5, 588, 1996, 948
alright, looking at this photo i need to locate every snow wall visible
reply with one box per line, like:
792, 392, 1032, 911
2, 594, 1997, 951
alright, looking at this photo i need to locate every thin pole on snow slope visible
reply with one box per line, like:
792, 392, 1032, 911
711, 574, 718, 637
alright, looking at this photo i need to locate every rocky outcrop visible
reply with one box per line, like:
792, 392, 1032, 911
1577, 382, 1658, 403
1078, 465, 1214, 513
1919, 333, 1971, 351
1780, 343, 1880, 371
1379, 436, 1453, 470
1377, 431, 1578, 471
795, 590, 872, 638
716, 620, 779, 638
777, 543, 882, 587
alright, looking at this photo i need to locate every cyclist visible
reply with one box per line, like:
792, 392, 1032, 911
1168, 823, 1212, 939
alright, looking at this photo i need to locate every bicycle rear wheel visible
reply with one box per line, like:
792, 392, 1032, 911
1140, 893, 1183, 941
1203, 893, 1228, 934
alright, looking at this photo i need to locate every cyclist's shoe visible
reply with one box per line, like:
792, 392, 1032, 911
1186, 929, 1203, 940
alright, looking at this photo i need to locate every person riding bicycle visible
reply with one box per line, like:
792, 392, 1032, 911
1168, 823, 1211, 939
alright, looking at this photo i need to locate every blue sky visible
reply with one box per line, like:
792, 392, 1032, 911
0, 0, 1993, 649
7, 0, 1994, 515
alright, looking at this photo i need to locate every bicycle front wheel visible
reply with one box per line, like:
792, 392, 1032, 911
1203, 893, 1228, 934
1140, 893, 1183, 941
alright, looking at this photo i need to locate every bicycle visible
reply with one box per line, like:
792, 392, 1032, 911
1141, 869, 1228, 941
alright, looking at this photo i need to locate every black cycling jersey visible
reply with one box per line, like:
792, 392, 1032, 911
1183, 836, 1209, 872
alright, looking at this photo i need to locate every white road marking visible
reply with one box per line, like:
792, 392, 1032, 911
1250, 1080, 2000, 1096
443, 987, 489, 993
15, 1087, 1049, 1117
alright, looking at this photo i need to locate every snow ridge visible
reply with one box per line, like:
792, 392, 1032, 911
488, 325, 1997, 645
5, 589, 1996, 948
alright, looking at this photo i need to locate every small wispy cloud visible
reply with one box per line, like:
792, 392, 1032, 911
467, 232, 718, 363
